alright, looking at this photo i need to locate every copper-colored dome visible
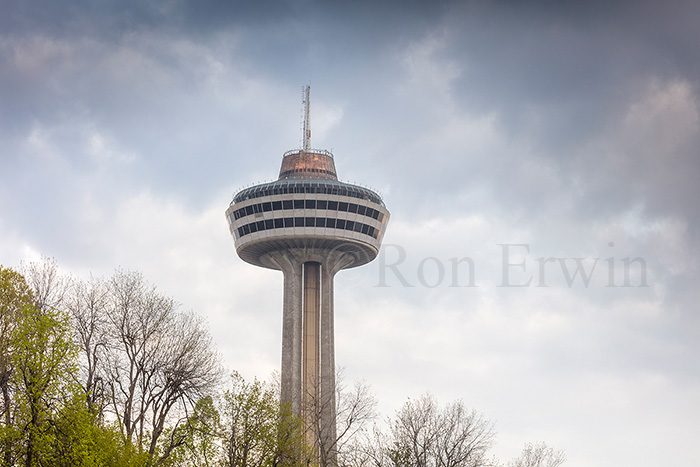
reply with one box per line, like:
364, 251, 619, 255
278, 149, 337, 180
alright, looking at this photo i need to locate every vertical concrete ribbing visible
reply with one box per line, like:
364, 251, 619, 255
265, 250, 356, 467
302, 261, 321, 442
273, 252, 303, 417
320, 263, 337, 466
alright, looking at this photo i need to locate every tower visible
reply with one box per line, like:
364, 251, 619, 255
225, 86, 389, 464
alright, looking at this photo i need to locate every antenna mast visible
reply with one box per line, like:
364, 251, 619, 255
302, 84, 311, 151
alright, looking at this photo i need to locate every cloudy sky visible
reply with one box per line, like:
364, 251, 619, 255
1, 0, 699, 465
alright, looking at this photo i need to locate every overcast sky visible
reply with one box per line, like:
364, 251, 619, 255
1, 1, 699, 465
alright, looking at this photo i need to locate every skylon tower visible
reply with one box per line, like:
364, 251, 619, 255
226, 86, 389, 464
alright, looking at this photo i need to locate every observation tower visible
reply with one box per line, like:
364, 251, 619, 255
225, 86, 389, 463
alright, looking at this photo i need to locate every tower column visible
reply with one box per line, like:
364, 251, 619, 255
268, 252, 304, 416
302, 261, 321, 442
319, 261, 337, 466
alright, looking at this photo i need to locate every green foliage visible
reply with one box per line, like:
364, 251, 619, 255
0, 265, 150, 467
164, 372, 310, 467
222, 372, 311, 467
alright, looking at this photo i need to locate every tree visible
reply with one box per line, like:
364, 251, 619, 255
354, 394, 496, 467
508, 443, 565, 467
162, 395, 222, 467
66, 275, 111, 414
320, 373, 377, 467
221, 372, 309, 467
20, 257, 69, 314
104, 269, 221, 463
4, 271, 78, 466
0, 266, 35, 466
165, 372, 311, 467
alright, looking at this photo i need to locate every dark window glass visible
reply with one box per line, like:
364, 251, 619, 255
361, 224, 369, 234
253, 204, 262, 213
294, 199, 305, 209
348, 203, 358, 213
336, 219, 345, 229
345, 221, 355, 231
245, 205, 254, 216
237, 227, 245, 237
274, 218, 283, 228
284, 218, 293, 228
272, 201, 282, 210
328, 200, 338, 210
283, 200, 293, 210
326, 218, 336, 228
249, 223, 258, 233
243, 224, 251, 235
265, 219, 274, 229
256, 221, 265, 231
316, 218, 326, 227
338, 202, 348, 211
372, 210, 380, 220
305, 217, 315, 227
316, 200, 327, 210
357, 205, 366, 216
305, 199, 316, 209
354, 222, 362, 232
262, 202, 272, 212
294, 217, 304, 227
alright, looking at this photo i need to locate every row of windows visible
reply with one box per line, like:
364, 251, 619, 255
280, 167, 336, 177
236, 217, 380, 239
234, 180, 384, 206
232, 199, 385, 222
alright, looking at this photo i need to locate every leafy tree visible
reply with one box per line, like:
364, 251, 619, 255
162, 395, 222, 467
11, 293, 78, 466
221, 372, 309, 467
0, 266, 35, 466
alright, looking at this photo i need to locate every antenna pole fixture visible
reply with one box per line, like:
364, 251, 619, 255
302, 84, 311, 151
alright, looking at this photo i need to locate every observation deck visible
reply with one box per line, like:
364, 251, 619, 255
226, 149, 389, 270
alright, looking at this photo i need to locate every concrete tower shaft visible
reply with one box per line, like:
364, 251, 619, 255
226, 87, 389, 465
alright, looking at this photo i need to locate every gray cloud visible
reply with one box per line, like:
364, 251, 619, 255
1, 1, 699, 466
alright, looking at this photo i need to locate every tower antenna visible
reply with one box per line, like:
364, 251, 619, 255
302, 84, 311, 151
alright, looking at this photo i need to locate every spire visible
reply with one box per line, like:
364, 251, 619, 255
279, 85, 337, 181
302, 84, 311, 151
